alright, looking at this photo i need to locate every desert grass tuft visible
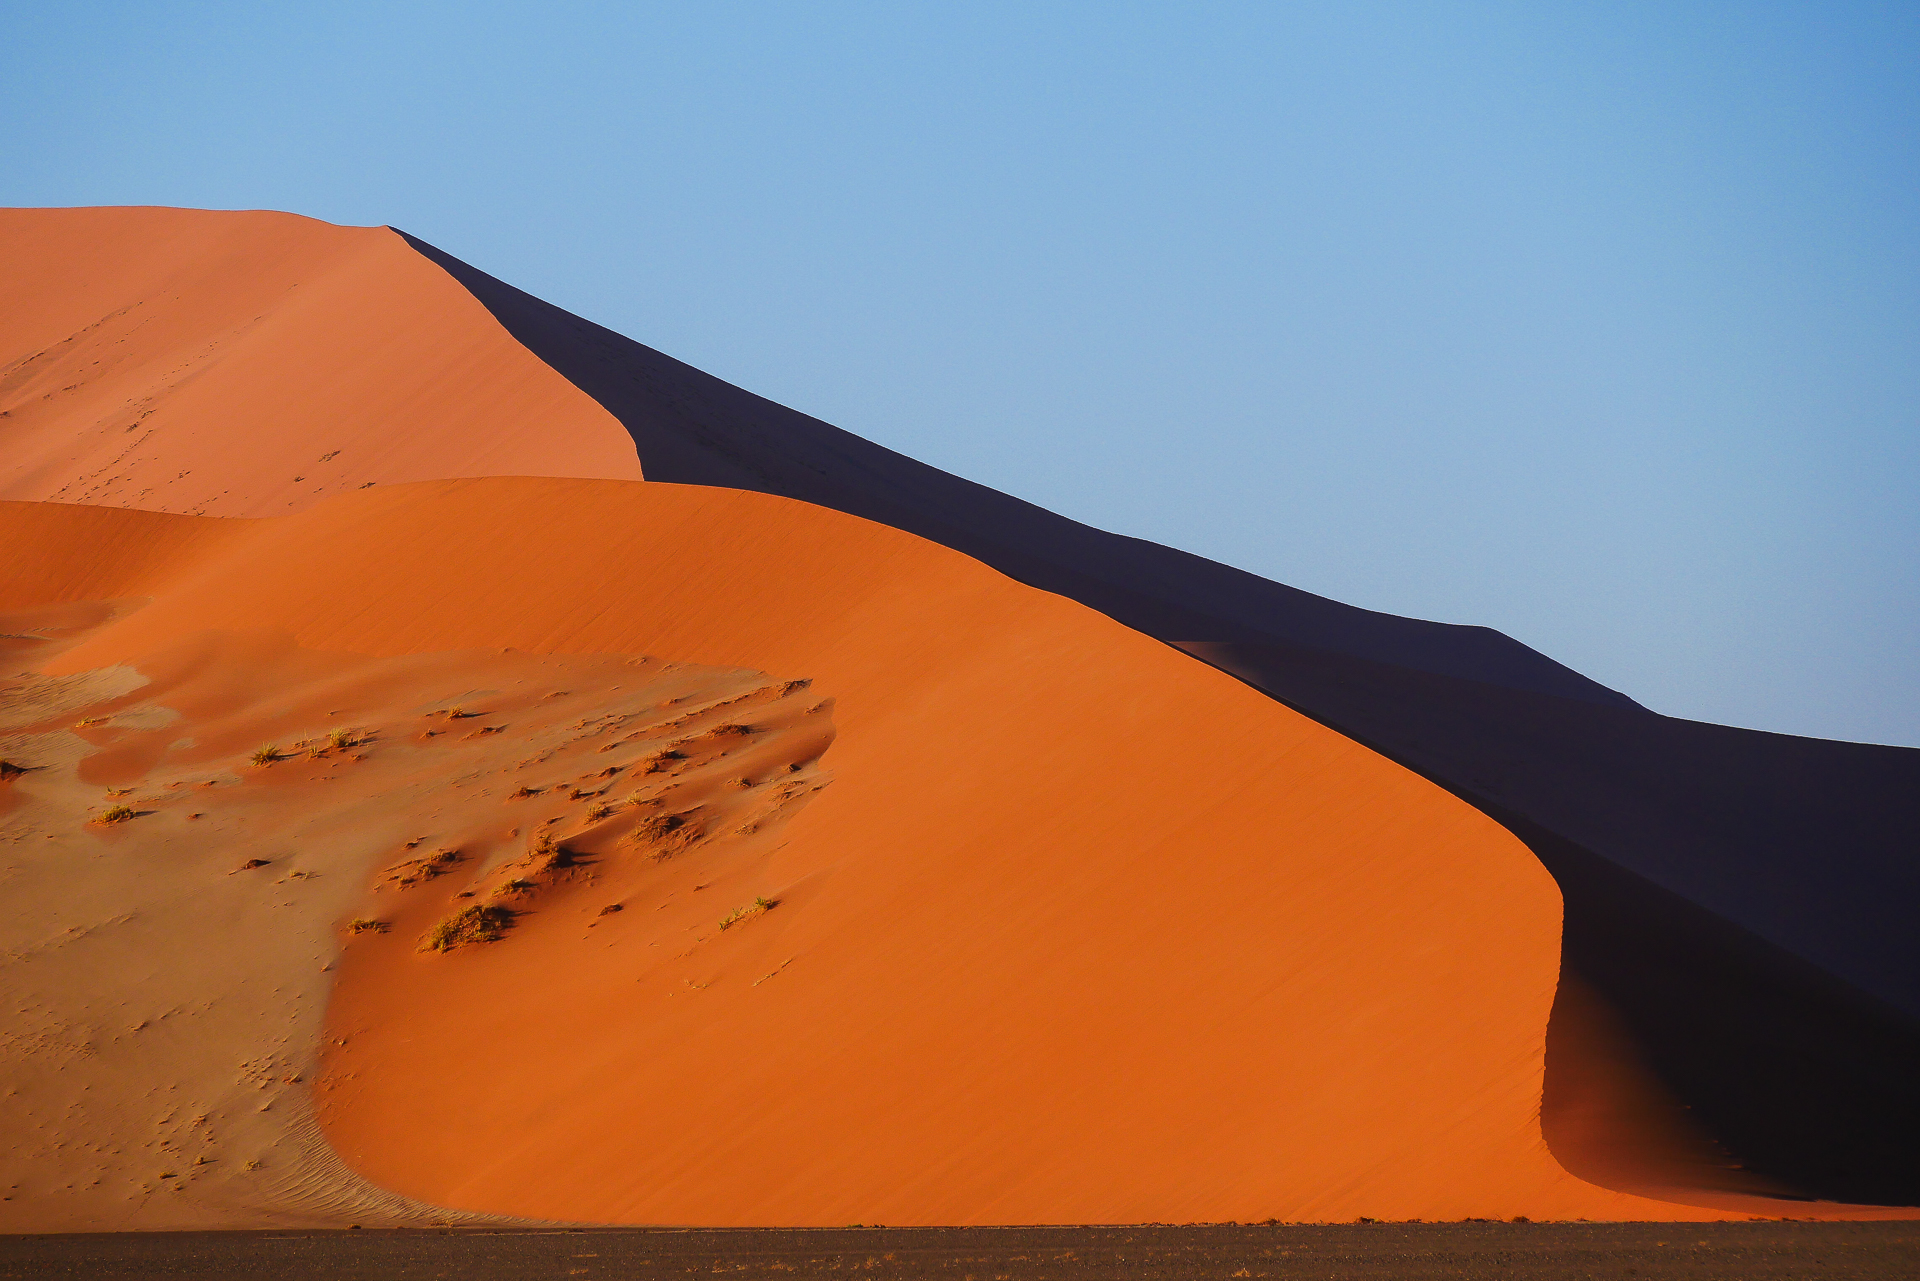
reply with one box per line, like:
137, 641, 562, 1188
387, 848, 461, 887
719, 896, 777, 930
530, 830, 577, 871
249, 744, 283, 766
419, 904, 515, 952
628, 810, 701, 860
641, 750, 685, 775
347, 918, 389, 935
93, 804, 137, 825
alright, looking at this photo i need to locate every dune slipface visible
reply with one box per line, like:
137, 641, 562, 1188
1, 206, 1913, 1228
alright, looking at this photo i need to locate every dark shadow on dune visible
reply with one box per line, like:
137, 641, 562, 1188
397, 228, 1920, 1207
1186, 639, 1920, 1207
1527, 816, 1920, 1207
394, 230, 1629, 709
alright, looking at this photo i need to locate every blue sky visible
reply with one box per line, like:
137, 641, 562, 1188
5, 2, 1916, 744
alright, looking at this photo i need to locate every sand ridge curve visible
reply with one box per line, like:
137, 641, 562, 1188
0, 476, 1765, 1226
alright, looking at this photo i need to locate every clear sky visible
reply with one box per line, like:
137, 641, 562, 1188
5, 3, 1916, 745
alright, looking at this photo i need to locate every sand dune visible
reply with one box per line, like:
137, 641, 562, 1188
0, 207, 639, 516
1, 206, 1912, 1228
396, 221, 1920, 1209
0, 478, 1733, 1227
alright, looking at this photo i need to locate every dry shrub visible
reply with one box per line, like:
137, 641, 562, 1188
419, 904, 515, 952
629, 810, 702, 860
387, 848, 461, 887
530, 830, 579, 871
719, 897, 777, 930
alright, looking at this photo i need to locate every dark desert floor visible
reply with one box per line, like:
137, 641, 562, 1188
3, 1223, 1917, 1281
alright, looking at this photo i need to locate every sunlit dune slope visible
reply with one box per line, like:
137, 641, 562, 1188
0, 207, 639, 515
0, 617, 798, 1230
0, 477, 1706, 1227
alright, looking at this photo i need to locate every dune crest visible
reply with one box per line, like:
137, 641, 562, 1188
0, 207, 639, 517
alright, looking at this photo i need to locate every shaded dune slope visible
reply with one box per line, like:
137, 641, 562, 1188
0, 207, 640, 516
3, 479, 1721, 1226
395, 228, 1920, 1207
1187, 642, 1920, 1207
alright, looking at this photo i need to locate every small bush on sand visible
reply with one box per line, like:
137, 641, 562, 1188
347, 918, 388, 935
387, 848, 461, 887
419, 904, 515, 952
327, 728, 357, 750
641, 750, 685, 775
529, 830, 577, 871
95, 804, 136, 825
629, 811, 700, 860
249, 745, 282, 766
719, 897, 777, 931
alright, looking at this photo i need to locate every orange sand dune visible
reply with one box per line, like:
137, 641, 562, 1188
0, 614, 823, 1230
0, 207, 639, 515
0, 476, 1791, 1227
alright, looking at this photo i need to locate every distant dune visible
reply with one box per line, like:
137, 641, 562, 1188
0, 207, 1911, 1229
0, 207, 639, 516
